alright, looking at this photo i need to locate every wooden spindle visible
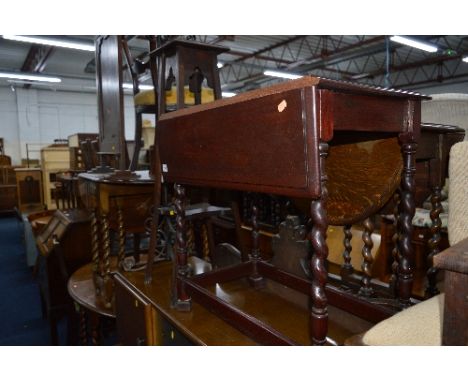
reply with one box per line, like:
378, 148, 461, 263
398, 139, 417, 306
101, 213, 112, 309
174, 183, 191, 311
359, 217, 374, 296
310, 142, 329, 346
389, 191, 400, 296
275, 198, 282, 227
201, 223, 210, 262
270, 195, 276, 226
79, 307, 87, 345
90, 211, 101, 294
426, 186, 442, 296
248, 203, 264, 287
117, 205, 125, 269
340, 224, 353, 279
243, 193, 249, 222
186, 221, 195, 256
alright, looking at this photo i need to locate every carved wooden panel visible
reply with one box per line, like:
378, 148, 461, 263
293, 137, 402, 225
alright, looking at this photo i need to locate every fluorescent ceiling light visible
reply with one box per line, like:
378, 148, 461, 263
222, 92, 236, 97
122, 83, 154, 90
217, 62, 224, 69
0, 71, 61, 83
462, 56, 468, 63
264, 70, 303, 80
390, 36, 438, 53
2, 34, 95, 52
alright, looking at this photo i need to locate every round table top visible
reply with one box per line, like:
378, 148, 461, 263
68, 263, 116, 318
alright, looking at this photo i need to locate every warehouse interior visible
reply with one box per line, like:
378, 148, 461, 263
0, 15, 466, 382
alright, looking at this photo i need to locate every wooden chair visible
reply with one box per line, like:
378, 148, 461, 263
345, 141, 468, 345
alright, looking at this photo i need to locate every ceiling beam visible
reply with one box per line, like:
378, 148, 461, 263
21, 44, 55, 72
20, 44, 55, 88
233, 35, 305, 63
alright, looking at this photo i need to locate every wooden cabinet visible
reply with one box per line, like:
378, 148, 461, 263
114, 272, 199, 346
114, 273, 159, 346
15, 168, 44, 213
68, 133, 99, 171
40, 145, 70, 210
0, 162, 18, 213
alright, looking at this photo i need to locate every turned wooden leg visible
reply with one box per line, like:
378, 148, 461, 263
200, 223, 210, 262
101, 213, 112, 309
91, 211, 101, 295
359, 217, 374, 296
310, 142, 329, 346
340, 224, 353, 280
426, 186, 442, 297
389, 191, 400, 296
90, 313, 101, 346
205, 219, 216, 262
173, 184, 191, 311
397, 139, 417, 305
117, 205, 125, 269
79, 306, 88, 345
248, 203, 264, 288
133, 233, 141, 263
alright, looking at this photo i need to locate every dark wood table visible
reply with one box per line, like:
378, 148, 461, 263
155, 76, 428, 345
78, 170, 154, 308
68, 262, 116, 345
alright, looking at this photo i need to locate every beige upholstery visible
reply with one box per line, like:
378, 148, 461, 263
362, 294, 444, 346
357, 141, 468, 346
448, 141, 468, 245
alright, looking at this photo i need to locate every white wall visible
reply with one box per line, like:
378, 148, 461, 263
0, 86, 136, 165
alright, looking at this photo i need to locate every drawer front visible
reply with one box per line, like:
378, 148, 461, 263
159, 316, 193, 346
114, 275, 156, 346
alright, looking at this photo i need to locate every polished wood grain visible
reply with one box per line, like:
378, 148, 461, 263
117, 258, 373, 345
293, 137, 403, 225
157, 75, 425, 344
118, 259, 257, 345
